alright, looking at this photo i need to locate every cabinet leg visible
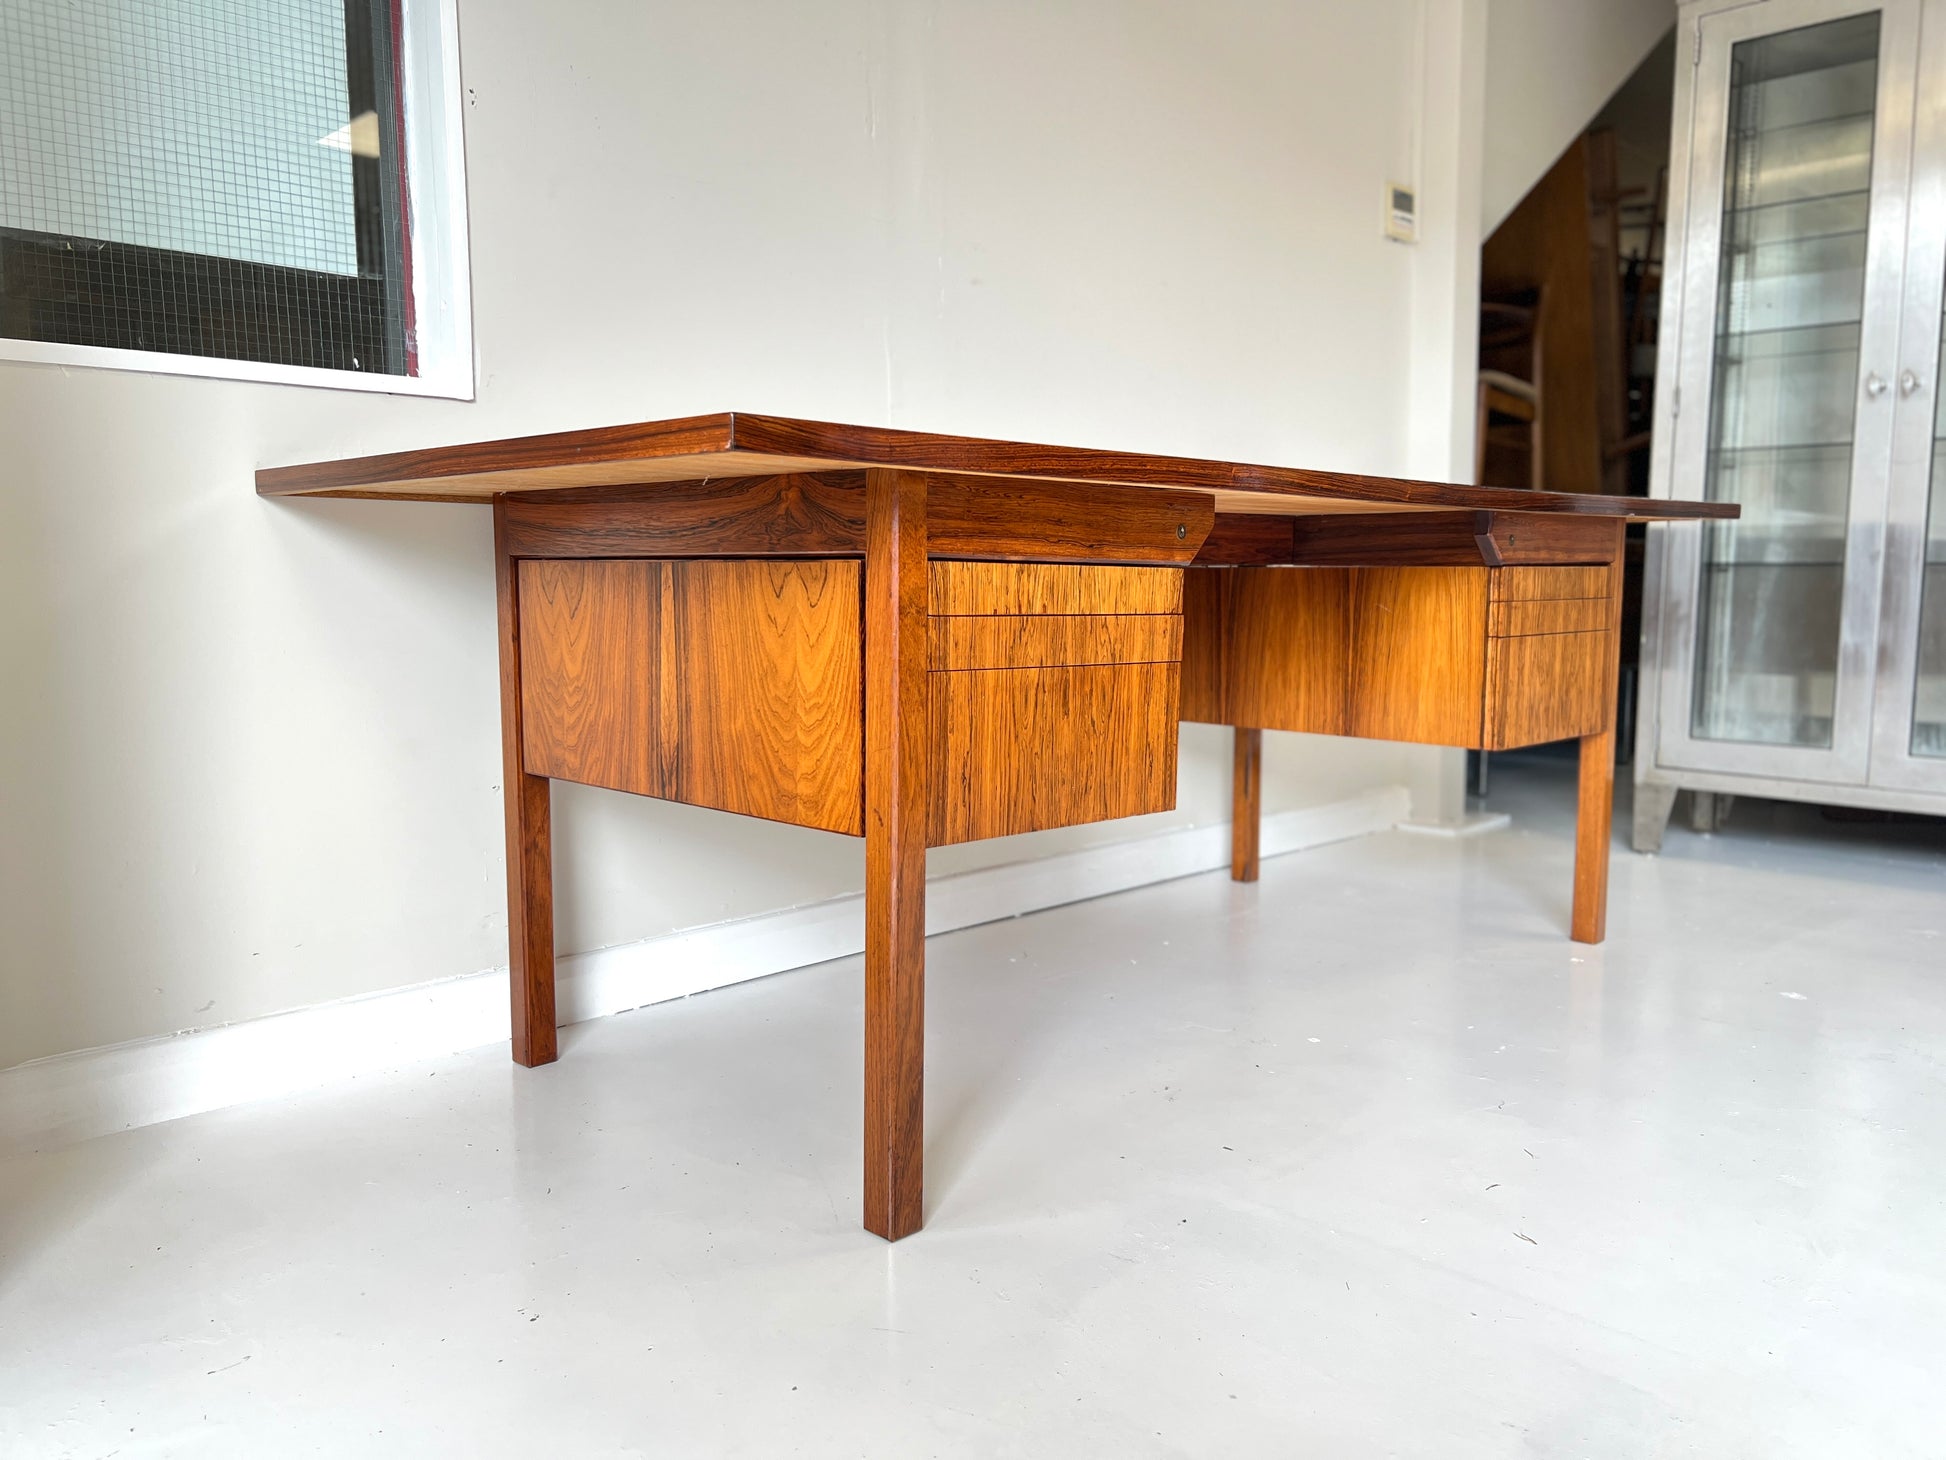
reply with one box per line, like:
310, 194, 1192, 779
1231, 727, 1262, 882
863, 469, 928, 1241
494, 501, 557, 1068
1632, 780, 1677, 854
1572, 729, 1614, 945
1688, 790, 1736, 834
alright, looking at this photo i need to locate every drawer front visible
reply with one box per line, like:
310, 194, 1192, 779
1182, 565, 1490, 743
1485, 630, 1609, 749
1180, 565, 1353, 733
1489, 565, 1610, 603
519, 558, 864, 833
1488, 595, 1610, 637
1347, 566, 1490, 746
930, 614, 1182, 671
929, 563, 1182, 844
930, 663, 1181, 845
1485, 563, 1613, 748
929, 562, 1181, 616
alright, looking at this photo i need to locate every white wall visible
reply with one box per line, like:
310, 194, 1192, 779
1482, 0, 1676, 235
0, 0, 1476, 1071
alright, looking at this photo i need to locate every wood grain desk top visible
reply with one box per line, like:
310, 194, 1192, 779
256, 412, 1735, 522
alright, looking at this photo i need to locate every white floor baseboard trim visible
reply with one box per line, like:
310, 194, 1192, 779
0, 785, 1409, 1158
1396, 810, 1512, 839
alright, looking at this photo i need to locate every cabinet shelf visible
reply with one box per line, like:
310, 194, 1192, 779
1724, 187, 1870, 216
1728, 106, 1876, 142
1699, 556, 1847, 569
1712, 319, 1860, 350
1708, 441, 1853, 458
1723, 223, 1868, 253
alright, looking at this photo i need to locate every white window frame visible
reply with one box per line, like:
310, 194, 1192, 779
0, 0, 474, 400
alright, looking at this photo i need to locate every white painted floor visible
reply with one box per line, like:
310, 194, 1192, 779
5, 754, 1945, 1458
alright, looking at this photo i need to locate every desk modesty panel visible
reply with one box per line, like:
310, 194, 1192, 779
261, 415, 1736, 1241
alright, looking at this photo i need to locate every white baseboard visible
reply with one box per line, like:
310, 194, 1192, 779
0, 785, 1408, 1158
1396, 810, 1511, 839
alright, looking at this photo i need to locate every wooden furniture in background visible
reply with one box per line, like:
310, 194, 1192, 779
1476, 294, 1546, 491
262, 413, 1733, 1241
1482, 131, 1630, 496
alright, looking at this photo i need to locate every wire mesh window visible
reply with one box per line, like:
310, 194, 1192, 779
0, 0, 413, 376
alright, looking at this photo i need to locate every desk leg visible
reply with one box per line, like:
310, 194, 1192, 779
494, 501, 558, 1068
1571, 537, 1626, 946
863, 469, 928, 1241
1572, 730, 1613, 944
1231, 727, 1262, 882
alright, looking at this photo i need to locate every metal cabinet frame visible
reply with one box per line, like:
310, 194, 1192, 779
1636, 0, 1946, 846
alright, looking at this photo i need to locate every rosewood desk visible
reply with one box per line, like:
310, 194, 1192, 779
259, 414, 1735, 1241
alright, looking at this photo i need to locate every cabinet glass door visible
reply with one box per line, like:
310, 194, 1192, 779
1694, 13, 1876, 747
1868, 0, 1946, 789
1917, 394, 1946, 755
1656, 0, 1917, 782
1902, 318, 1946, 758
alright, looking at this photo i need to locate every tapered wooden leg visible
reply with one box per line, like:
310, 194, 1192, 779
1231, 727, 1262, 882
863, 469, 928, 1241
1572, 729, 1613, 944
1571, 527, 1626, 946
494, 500, 557, 1067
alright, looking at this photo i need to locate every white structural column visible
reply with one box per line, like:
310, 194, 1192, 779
1405, 0, 1491, 829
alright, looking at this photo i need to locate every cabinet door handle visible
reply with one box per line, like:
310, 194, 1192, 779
1900, 368, 1923, 397
1865, 371, 1889, 398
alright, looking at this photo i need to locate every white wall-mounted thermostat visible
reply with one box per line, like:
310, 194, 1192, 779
1385, 183, 1418, 243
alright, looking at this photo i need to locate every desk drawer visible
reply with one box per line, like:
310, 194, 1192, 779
1482, 567, 1612, 748
929, 563, 1181, 845
1490, 565, 1610, 603
1484, 629, 1609, 749
1488, 596, 1610, 637
521, 557, 1185, 844
929, 562, 1181, 616
930, 614, 1182, 670
1180, 563, 1615, 752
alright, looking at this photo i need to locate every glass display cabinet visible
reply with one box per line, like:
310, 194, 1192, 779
1636, 0, 1946, 845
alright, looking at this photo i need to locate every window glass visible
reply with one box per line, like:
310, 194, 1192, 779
0, 0, 411, 374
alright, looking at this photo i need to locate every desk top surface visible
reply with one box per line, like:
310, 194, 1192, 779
257, 412, 1734, 521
